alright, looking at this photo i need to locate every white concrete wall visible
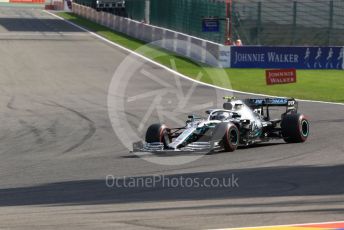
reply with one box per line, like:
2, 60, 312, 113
72, 3, 222, 67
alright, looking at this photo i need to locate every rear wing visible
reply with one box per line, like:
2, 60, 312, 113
244, 98, 297, 108
244, 98, 298, 120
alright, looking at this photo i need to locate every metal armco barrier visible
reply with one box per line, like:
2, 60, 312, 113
72, 3, 222, 67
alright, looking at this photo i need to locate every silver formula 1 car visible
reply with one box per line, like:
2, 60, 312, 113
133, 97, 309, 153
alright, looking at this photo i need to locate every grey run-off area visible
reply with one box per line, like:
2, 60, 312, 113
0, 6, 343, 230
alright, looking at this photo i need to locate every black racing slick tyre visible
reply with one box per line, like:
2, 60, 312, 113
281, 113, 309, 143
145, 124, 170, 147
213, 122, 239, 152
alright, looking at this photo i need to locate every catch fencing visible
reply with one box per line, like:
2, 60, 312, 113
233, 0, 344, 46
125, 0, 226, 44
124, 0, 344, 46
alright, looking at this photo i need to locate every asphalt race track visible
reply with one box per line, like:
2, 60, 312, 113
0, 6, 344, 230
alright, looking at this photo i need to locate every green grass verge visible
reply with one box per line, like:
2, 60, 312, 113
57, 12, 344, 103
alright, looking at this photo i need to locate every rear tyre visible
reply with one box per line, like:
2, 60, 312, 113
281, 113, 309, 143
145, 124, 170, 147
213, 122, 239, 152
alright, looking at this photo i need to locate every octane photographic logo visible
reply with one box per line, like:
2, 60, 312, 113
108, 39, 232, 165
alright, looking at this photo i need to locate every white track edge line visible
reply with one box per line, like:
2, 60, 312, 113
212, 220, 344, 230
44, 10, 344, 106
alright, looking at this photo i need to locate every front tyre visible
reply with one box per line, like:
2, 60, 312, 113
145, 124, 170, 147
281, 114, 309, 143
213, 122, 239, 152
